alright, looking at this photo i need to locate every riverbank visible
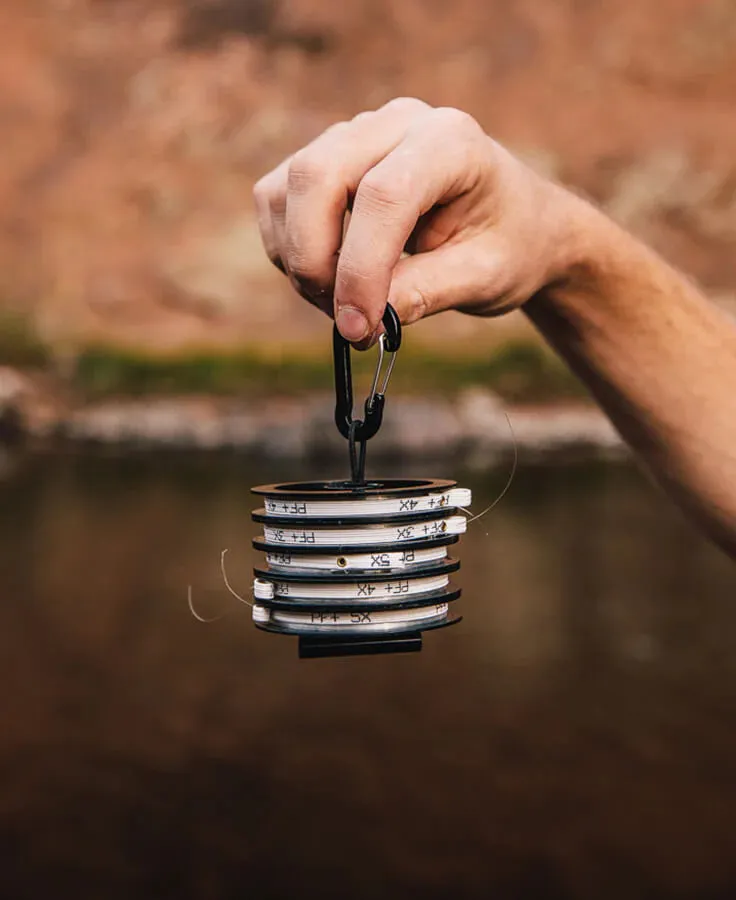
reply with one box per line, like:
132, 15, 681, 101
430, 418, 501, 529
0, 365, 624, 463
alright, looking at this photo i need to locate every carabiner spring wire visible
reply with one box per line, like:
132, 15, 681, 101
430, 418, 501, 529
333, 304, 402, 482
366, 335, 399, 412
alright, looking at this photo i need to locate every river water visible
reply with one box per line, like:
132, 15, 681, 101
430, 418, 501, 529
0, 447, 734, 900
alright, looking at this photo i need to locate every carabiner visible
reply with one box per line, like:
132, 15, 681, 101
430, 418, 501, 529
333, 304, 402, 442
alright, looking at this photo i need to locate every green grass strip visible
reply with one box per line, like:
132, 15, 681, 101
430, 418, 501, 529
70, 340, 586, 403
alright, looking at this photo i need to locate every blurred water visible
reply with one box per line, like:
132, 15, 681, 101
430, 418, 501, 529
0, 447, 734, 900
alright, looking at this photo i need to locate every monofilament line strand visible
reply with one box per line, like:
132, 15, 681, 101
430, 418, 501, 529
461, 411, 519, 525
187, 585, 228, 623
220, 548, 253, 607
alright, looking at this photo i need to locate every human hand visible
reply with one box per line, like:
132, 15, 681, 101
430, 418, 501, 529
254, 97, 588, 345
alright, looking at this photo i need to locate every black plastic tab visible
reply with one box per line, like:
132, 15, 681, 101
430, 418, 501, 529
299, 631, 422, 659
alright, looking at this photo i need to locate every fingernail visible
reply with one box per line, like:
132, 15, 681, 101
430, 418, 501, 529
336, 307, 369, 342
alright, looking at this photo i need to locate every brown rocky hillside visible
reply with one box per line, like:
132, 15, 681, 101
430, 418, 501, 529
2, 0, 736, 355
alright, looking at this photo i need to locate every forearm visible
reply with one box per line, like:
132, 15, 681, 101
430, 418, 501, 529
525, 202, 736, 557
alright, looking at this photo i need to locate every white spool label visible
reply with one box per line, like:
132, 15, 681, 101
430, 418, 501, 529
261, 488, 471, 519
254, 572, 450, 601
262, 515, 467, 548
253, 602, 450, 629
265, 545, 449, 572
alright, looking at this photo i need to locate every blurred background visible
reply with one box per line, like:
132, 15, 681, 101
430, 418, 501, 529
1, 1, 735, 898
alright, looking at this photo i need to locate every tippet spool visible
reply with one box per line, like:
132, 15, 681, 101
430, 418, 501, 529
251, 478, 471, 656
250, 305, 472, 658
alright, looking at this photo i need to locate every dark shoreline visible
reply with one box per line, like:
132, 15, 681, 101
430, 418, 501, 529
0, 365, 625, 462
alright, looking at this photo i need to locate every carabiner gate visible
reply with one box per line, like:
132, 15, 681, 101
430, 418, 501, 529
333, 304, 402, 443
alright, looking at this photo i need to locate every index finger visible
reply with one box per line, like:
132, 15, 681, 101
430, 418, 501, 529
334, 108, 485, 343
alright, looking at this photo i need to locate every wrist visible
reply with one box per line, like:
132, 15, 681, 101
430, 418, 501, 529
528, 188, 649, 326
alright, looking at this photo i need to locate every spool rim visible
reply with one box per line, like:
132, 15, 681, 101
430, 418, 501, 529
253, 558, 460, 584
252, 507, 464, 527
252, 586, 461, 614
251, 477, 457, 500
254, 613, 463, 637
252, 533, 460, 555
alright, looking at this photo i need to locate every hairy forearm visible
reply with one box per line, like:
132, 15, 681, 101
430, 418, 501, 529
525, 202, 736, 557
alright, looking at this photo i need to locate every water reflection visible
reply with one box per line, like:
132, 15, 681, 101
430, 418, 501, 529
0, 448, 734, 899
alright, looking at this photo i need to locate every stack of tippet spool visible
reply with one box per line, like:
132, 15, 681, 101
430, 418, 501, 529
251, 478, 472, 657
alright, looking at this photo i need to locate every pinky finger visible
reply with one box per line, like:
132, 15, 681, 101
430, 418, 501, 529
253, 165, 289, 273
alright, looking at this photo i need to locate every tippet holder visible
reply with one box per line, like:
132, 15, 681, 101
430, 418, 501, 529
250, 305, 472, 658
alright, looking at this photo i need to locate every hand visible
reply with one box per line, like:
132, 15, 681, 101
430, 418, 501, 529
254, 97, 587, 345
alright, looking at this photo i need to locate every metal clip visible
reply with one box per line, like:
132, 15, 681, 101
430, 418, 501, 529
366, 334, 399, 413
333, 304, 402, 443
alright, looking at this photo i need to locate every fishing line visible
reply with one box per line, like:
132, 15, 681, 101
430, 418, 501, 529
459, 410, 518, 526
187, 549, 253, 624
187, 585, 228, 623
220, 548, 253, 607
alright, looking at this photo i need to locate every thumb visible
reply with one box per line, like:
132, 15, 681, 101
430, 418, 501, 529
387, 239, 512, 325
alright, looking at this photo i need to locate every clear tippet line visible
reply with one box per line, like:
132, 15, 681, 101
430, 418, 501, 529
220, 548, 253, 607
187, 549, 254, 625
187, 585, 229, 623
460, 411, 518, 525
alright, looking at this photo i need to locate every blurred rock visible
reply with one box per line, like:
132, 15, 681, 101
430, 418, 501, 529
47, 386, 625, 463
0, 367, 32, 406
0, 367, 35, 439
0, 360, 627, 459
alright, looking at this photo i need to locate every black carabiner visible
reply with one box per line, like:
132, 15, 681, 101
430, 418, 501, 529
333, 304, 402, 443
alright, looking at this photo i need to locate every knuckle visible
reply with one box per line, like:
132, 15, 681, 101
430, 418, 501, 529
284, 240, 333, 288
254, 164, 283, 194
286, 252, 322, 284
252, 185, 268, 218
433, 106, 482, 137
358, 168, 414, 211
322, 120, 350, 138
254, 170, 287, 218
382, 96, 429, 115
288, 148, 337, 194
349, 109, 375, 126
253, 174, 276, 208
407, 286, 430, 322
252, 179, 267, 204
